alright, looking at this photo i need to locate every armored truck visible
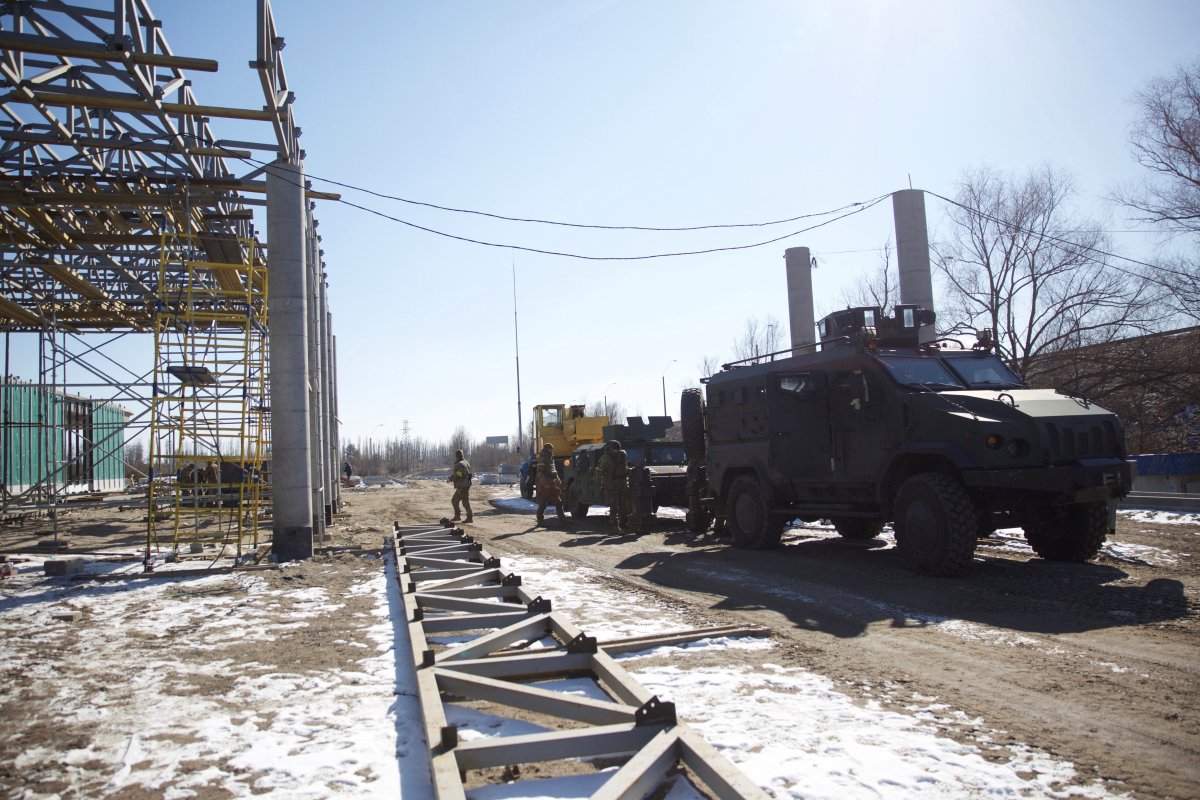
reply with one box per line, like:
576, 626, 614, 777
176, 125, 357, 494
562, 416, 688, 532
681, 304, 1133, 576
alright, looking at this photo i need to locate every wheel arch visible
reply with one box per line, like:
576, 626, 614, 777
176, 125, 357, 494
880, 450, 961, 516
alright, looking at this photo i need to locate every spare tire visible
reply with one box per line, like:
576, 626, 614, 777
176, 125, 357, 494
681, 387, 707, 464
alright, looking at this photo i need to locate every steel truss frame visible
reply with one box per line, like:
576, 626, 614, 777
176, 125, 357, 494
0, 2, 336, 538
390, 522, 769, 800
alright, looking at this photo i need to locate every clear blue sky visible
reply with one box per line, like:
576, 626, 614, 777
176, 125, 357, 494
15, 1, 1200, 450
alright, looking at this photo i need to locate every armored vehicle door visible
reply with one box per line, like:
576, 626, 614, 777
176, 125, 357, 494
768, 371, 832, 482
829, 367, 892, 479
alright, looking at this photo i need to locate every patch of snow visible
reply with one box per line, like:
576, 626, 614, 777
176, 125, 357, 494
1118, 509, 1200, 527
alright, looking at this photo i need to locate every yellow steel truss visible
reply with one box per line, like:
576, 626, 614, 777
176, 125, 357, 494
147, 233, 269, 560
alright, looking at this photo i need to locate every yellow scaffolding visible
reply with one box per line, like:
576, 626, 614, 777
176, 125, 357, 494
147, 233, 269, 559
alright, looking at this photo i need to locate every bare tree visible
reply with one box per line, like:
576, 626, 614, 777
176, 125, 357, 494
839, 240, 899, 312
698, 355, 720, 380
1115, 58, 1200, 321
934, 166, 1156, 379
449, 426, 474, 458
730, 316, 784, 363
585, 399, 626, 424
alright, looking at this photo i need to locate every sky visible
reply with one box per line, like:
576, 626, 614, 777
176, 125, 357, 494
10, 1, 1200, 449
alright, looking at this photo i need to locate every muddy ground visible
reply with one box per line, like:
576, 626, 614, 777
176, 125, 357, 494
2, 481, 1197, 800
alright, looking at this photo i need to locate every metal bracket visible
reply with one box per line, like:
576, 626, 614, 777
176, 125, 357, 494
635, 695, 677, 727
501, 572, 521, 586
526, 596, 551, 613
566, 633, 597, 654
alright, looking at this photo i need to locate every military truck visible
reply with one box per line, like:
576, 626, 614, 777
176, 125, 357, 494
681, 304, 1133, 576
562, 416, 689, 532
520, 403, 609, 500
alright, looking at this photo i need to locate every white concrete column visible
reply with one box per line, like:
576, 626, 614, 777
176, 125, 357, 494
892, 189, 935, 342
266, 158, 313, 561
785, 246, 816, 352
304, 206, 326, 543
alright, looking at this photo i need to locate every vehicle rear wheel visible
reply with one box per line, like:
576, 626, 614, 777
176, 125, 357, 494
680, 388, 706, 464
1023, 501, 1107, 562
893, 472, 977, 576
726, 476, 784, 550
831, 517, 883, 540
565, 483, 588, 518
520, 480, 534, 501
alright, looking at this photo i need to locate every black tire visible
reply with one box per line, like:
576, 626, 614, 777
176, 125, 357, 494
831, 517, 883, 540
520, 480, 534, 501
686, 509, 713, 533
893, 472, 978, 576
1023, 502, 1107, 562
726, 476, 784, 550
681, 388, 706, 464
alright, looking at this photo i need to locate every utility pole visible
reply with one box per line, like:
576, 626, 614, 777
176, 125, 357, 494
512, 256, 523, 457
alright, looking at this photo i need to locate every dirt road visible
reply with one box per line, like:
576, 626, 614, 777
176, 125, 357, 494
3, 479, 1195, 799
362, 479, 1199, 800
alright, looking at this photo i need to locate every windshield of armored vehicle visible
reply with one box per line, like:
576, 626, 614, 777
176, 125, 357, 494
625, 445, 687, 466
876, 355, 964, 390
942, 353, 1025, 389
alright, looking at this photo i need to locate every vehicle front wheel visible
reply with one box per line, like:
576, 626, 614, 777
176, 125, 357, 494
726, 476, 784, 550
892, 472, 978, 576
831, 517, 883, 540
1023, 501, 1107, 562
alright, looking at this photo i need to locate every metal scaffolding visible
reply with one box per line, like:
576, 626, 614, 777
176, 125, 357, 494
0, 1, 339, 560
146, 232, 269, 557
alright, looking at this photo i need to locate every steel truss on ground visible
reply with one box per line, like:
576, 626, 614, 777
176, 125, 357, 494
1, 2, 337, 546
390, 522, 769, 800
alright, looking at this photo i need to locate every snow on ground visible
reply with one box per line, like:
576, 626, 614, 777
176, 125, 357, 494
1, 553, 432, 800
3, 536, 1130, 799
1118, 509, 1200, 527
504, 554, 1126, 799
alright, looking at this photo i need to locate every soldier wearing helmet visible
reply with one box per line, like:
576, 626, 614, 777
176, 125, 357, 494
534, 443, 567, 526
448, 449, 473, 523
595, 439, 630, 533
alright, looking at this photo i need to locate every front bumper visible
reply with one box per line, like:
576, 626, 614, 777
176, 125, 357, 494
961, 458, 1133, 504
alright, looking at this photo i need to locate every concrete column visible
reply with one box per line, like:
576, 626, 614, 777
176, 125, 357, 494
785, 246, 816, 352
330, 331, 341, 512
304, 207, 326, 544
892, 189, 935, 342
325, 309, 337, 513
266, 158, 313, 561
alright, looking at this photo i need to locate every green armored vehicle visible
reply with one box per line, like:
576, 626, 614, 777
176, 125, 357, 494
681, 304, 1133, 576
563, 416, 689, 532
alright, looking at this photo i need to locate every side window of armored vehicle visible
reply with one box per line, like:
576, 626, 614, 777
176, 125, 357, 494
778, 373, 816, 399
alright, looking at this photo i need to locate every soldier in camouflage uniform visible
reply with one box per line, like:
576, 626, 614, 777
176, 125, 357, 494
595, 440, 630, 532
534, 443, 567, 526
448, 449, 473, 523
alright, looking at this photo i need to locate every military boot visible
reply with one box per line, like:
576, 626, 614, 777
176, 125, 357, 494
463, 515, 474, 523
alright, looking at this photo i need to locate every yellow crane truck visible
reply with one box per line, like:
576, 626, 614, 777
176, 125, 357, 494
519, 404, 608, 500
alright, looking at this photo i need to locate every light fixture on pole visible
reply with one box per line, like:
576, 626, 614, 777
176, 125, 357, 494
604, 381, 618, 419
661, 359, 677, 416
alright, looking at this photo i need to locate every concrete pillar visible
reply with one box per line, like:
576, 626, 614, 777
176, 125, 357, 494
324, 308, 336, 512
304, 206, 326, 544
330, 331, 341, 512
266, 158, 313, 561
785, 246, 816, 352
892, 189, 935, 342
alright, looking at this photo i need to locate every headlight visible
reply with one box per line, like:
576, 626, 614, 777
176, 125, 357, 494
1004, 439, 1028, 457
986, 434, 1004, 449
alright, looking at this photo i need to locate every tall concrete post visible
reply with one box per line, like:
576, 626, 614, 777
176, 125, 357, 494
267, 158, 313, 561
330, 332, 341, 512
304, 206, 326, 544
785, 246, 816, 352
324, 307, 338, 513
892, 189, 935, 342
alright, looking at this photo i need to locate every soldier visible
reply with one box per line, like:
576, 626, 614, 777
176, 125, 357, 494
596, 439, 630, 532
448, 449, 473, 523
534, 443, 567, 526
